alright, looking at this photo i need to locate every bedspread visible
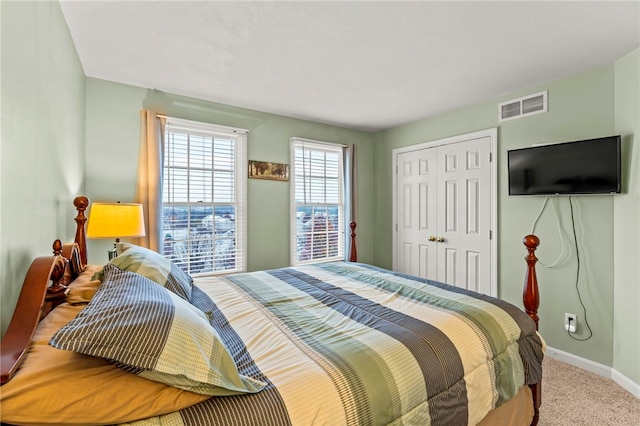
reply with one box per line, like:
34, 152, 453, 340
124, 262, 544, 426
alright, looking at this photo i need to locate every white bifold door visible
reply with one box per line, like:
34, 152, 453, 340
393, 129, 496, 296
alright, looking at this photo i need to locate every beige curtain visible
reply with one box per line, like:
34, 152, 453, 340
133, 110, 165, 251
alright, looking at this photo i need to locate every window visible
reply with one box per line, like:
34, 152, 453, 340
162, 117, 247, 275
291, 138, 345, 265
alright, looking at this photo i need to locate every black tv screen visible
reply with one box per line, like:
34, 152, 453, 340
508, 136, 621, 195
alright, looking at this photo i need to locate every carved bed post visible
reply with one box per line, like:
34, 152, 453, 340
349, 221, 357, 262
523, 234, 541, 426
73, 196, 89, 265
523, 234, 540, 328
48, 240, 68, 300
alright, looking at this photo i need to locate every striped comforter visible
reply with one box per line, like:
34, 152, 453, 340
126, 262, 544, 426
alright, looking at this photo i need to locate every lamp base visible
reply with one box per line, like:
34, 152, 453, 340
107, 238, 121, 261
108, 247, 118, 260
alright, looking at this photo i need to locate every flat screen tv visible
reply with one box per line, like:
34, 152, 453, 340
508, 135, 621, 195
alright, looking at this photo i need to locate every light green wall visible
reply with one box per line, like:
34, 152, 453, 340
0, 1, 86, 336
613, 49, 640, 385
85, 79, 376, 271
374, 64, 624, 367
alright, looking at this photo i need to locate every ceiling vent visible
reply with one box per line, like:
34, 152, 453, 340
498, 90, 547, 122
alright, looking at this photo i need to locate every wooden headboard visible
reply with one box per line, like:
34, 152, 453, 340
0, 241, 81, 384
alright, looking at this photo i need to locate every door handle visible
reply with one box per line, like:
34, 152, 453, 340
436, 236, 445, 243
428, 236, 436, 241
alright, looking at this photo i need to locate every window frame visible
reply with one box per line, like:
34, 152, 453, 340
162, 117, 247, 276
290, 137, 346, 266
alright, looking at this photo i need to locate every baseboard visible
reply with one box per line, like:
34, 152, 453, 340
546, 346, 640, 398
545, 346, 610, 377
611, 368, 640, 399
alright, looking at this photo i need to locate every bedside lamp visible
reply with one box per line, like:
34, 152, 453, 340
87, 202, 146, 260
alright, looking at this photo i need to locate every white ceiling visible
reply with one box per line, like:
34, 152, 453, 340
59, 1, 640, 132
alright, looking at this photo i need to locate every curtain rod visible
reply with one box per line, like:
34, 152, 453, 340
294, 137, 349, 148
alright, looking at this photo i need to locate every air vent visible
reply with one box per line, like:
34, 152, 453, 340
498, 90, 547, 122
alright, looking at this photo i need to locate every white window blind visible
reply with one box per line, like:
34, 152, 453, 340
290, 138, 345, 265
162, 117, 247, 275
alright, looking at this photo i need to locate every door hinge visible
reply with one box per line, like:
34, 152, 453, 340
489, 230, 492, 240
489, 152, 493, 162
395, 223, 398, 232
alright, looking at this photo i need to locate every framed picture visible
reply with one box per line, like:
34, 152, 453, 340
248, 160, 289, 181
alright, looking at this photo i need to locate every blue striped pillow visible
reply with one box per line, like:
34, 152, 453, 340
92, 243, 193, 301
50, 264, 265, 396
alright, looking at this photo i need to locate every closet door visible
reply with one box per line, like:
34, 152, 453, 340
436, 137, 492, 293
396, 148, 437, 279
394, 131, 495, 295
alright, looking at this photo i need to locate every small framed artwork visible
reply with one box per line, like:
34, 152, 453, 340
248, 160, 289, 181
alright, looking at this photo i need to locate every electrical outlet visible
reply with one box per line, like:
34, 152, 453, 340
564, 313, 577, 333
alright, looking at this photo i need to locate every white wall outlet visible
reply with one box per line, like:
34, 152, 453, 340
564, 313, 577, 333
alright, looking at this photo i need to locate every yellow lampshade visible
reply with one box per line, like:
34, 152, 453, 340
87, 202, 146, 239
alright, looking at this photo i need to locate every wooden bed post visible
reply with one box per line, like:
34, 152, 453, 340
349, 221, 357, 262
48, 240, 68, 303
523, 234, 541, 426
523, 234, 540, 328
73, 196, 89, 266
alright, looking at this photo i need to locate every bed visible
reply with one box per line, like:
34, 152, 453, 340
0, 196, 545, 426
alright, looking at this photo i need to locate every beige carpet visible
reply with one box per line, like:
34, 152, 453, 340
538, 357, 640, 425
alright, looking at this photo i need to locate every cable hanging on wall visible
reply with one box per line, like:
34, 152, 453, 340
530, 195, 593, 341
530, 195, 566, 268
567, 195, 593, 341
